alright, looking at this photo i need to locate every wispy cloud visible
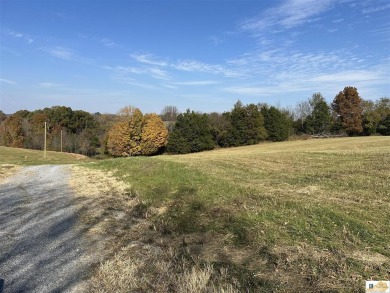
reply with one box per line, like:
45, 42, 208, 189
6, 30, 23, 38
308, 69, 385, 83
113, 77, 156, 89
0, 78, 17, 85
223, 65, 389, 99
240, 0, 335, 33
77, 33, 119, 48
39, 82, 63, 88
361, 3, 390, 14
104, 65, 170, 80
130, 53, 168, 66
130, 51, 244, 78
45, 47, 74, 60
3, 29, 34, 44
41, 46, 93, 64
149, 68, 170, 80
169, 80, 219, 86
100, 38, 117, 48
104, 66, 144, 74
209, 35, 225, 47
173, 59, 241, 78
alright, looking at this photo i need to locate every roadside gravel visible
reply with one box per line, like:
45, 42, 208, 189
0, 165, 103, 293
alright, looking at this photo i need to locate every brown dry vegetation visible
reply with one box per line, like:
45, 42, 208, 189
0, 164, 20, 184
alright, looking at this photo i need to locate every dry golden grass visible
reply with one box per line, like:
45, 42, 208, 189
69, 165, 130, 198
89, 244, 240, 293
0, 164, 20, 183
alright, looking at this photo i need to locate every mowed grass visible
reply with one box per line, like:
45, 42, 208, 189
0, 146, 91, 165
89, 136, 390, 291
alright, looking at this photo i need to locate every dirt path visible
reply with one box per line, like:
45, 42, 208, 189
0, 165, 101, 293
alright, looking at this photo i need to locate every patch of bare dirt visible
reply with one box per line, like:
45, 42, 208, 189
70, 153, 89, 160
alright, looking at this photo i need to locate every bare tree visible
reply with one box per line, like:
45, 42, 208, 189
160, 105, 179, 121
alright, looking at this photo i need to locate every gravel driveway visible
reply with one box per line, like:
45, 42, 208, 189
0, 165, 99, 293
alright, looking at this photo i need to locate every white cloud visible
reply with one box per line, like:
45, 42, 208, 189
149, 68, 170, 80
3, 29, 34, 44
223, 82, 309, 96
209, 35, 225, 47
4, 29, 24, 39
223, 65, 389, 100
46, 47, 74, 60
41, 47, 93, 64
169, 80, 219, 86
105, 65, 144, 74
174, 59, 241, 77
362, 3, 390, 14
104, 65, 169, 80
240, 0, 335, 32
308, 70, 384, 83
130, 53, 168, 66
0, 78, 17, 84
100, 38, 117, 48
161, 84, 178, 89
39, 82, 62, 88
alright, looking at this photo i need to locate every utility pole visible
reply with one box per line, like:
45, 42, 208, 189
44, 122, 47, 158
60, 130, 63, 152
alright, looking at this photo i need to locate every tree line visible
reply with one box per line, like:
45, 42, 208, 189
1, 86, 389, 156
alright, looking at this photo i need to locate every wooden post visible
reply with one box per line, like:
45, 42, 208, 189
60, 130, 63, 152
44, 122, 47, 158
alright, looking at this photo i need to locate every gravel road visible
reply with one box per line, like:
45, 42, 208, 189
0, 165, 99, 293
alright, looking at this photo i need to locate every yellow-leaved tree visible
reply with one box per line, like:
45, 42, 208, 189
107, 107, 168, 156
107, 121, 132, 156
128, 108, 144, 155
141, 113, 168, 155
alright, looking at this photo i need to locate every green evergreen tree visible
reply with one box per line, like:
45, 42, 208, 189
306, 93, 331, 134
166, 110, 215, 154
209, 112, 233, 147
377, 114, 390, 135
229, 101, 267, 146
261, 105, 289, 141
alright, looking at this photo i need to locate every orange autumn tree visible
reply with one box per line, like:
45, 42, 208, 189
107, 121, 132, 156
141, 113, 168, 155
107, 107, 168, 156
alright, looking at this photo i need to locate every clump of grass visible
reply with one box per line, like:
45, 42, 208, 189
0, 164, 20, 183
89, 245, 243, 293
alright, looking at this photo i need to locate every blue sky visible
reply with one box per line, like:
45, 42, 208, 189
1, 0, 389, 114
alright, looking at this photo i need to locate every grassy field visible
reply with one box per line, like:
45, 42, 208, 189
1, 138, 389, 291
0, 146, 91, 165
87, 136, 390, 292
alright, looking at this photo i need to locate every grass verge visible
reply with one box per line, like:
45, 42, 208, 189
85, 137, 390, 292
0, 146, 91, 165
